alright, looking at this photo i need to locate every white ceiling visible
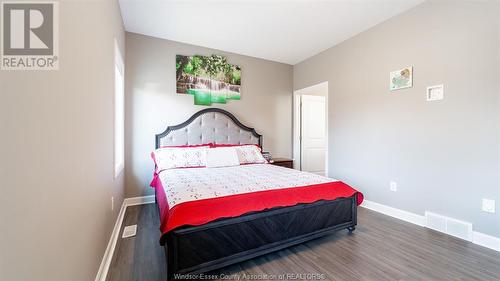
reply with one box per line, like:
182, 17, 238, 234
119, 0, 424, 65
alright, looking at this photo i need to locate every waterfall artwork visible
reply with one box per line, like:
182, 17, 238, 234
176, 54, 241, 105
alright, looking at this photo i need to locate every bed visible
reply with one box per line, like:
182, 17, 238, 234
151, 108, 363, 280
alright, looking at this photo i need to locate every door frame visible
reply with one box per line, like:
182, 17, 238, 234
293, 81, 329, 176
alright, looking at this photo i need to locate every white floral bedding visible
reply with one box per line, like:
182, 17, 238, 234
158, 164, 337, 209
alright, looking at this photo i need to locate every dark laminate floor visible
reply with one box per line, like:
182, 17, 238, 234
107, 204, 500, 281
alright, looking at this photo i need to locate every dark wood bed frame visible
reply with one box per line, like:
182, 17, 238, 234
154, 108, 358, 280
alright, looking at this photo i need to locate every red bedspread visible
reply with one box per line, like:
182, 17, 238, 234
151, 173, 363, 234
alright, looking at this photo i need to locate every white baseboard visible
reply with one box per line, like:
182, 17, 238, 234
361, 200, 426, 227
94, 201, 127, 281
360, 200, 500, 252
124, 195, 155, 206
94, 195, 155, 281
473, 231, 500, 252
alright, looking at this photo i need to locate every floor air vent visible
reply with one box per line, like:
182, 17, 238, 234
425, 212, 472, 241
122, 225, 137, 238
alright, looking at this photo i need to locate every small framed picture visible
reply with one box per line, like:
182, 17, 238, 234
390, 67, 413, 91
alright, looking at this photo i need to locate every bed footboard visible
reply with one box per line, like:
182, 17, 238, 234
161, 195, 358, 280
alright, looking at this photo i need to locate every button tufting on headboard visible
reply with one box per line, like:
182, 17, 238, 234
155, 108, 262, 149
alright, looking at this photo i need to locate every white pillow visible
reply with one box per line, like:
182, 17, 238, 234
206, 147, 240, 168
152, 146, 208, 172
234, 145, 267, 164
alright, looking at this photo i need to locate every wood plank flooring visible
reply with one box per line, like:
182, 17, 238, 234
107, 204, 500, 281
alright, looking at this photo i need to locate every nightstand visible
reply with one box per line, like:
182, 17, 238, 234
269, 158, 294, 169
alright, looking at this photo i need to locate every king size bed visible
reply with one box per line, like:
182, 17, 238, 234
150, 108, 363, 280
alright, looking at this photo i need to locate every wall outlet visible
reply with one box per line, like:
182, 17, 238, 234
111, 196, 114, 211
390, 181, 398, 192
482, 199, 495, 213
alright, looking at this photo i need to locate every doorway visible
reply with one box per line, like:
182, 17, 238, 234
293, 82, 328, 176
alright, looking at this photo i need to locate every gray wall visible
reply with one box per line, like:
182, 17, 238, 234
125, 33, 293, 197
0, 1, 125, 280
294, 0, 500, 237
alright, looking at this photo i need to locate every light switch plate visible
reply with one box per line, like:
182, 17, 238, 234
122, 225, 137, 238
427, 84, 444, 101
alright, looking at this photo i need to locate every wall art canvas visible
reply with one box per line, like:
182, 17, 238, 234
390, 67, 413, 91
176, 54, 241, 105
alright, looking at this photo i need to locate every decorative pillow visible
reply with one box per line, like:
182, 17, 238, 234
152, 146, 208, 172
234, 145, 267, 164
206, 147, 240, 168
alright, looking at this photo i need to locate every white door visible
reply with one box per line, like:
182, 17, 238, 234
300, 95, 326, 175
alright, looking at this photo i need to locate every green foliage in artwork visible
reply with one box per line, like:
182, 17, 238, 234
231, 66, 241, 85
176, 54, 241, 85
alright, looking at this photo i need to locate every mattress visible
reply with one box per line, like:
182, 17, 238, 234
151, 163, 363, 233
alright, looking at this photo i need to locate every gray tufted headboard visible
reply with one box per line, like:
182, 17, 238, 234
155, 108, 262, 149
